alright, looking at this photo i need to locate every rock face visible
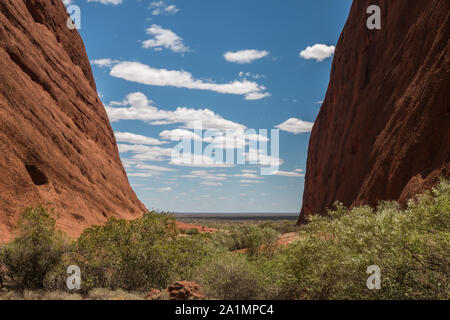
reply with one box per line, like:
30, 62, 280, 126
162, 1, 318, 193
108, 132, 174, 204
0, 0, 146, 241
299, 0, 449, 222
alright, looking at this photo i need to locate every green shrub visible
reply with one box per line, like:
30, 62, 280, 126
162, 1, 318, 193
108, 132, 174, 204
74, 212, 177, 292
194, 252, 266, 300
267, 179, 450, 299
0, 206, 68, 290
212, 225, 279, 255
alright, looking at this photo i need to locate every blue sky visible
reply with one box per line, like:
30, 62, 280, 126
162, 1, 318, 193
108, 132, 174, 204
66, 0, 352, 213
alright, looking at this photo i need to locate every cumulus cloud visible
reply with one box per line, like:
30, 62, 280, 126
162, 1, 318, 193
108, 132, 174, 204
114, 131, 167, 145
106, 92, 246, 130
150, 1, 179, 15
224, 50, 269, 64
142, 25, 189, 53
160, 129, 202, 141
276, 118, 314, 134
299, 44, 335, 62
91, 58, 119, 68
109, 61, 269, 100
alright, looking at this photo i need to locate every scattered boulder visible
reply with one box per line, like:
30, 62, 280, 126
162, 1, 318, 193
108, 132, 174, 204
167, 281, 205, 300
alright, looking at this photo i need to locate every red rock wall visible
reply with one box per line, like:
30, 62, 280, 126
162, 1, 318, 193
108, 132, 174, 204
0, 0, 146, 241
299, 0, 449, 222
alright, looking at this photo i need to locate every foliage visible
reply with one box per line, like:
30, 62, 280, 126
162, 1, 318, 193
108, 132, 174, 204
0, 206, 68, 290
266, 179, 450, 299
194, 252, 266, 300
211, 225, 280, 255
1, 179, 448, 300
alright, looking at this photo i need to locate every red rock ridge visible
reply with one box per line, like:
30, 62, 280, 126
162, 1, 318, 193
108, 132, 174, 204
0, 0, 146, 241
299, 0, 449, 222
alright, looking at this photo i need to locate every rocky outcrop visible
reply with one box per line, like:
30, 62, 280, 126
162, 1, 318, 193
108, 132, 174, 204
299, 0, 449, 222
167, 281, 205, 300
0, 0, 146, 241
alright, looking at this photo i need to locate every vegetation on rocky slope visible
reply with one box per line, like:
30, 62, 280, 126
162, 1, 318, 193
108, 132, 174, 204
1, 179, 448, 300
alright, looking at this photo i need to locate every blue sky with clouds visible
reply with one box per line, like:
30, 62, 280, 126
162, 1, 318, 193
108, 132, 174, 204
65, 0, 352, 213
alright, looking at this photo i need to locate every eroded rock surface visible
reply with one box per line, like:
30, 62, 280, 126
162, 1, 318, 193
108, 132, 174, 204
299, 0, 449, 222
0, 0, 146, 241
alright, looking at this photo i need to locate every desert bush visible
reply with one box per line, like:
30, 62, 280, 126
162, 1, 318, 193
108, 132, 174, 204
74, 212, 177, 292
267, 179, 450, 299
0, 206, 69, 290
211, 225, 279, 255
194, 252, 266, 300
262, 220, 300, 234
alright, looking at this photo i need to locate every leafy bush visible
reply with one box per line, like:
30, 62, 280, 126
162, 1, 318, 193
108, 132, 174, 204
0, 206, 68, 290
194, 252, 266, 300
212, 225, 279, 255
74, 212, 177, 292
267, 179, 450, 299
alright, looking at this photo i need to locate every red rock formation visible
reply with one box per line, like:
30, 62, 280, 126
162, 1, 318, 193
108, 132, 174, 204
0, 0, 146, 241
299, 0, 449, 222
167, 281, 205, 300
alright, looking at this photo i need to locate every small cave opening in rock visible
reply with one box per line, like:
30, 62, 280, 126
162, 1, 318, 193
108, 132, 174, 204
25, 164, 48, 186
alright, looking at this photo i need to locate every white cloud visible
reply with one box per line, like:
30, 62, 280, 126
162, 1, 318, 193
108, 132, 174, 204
244, 92, 271, 100
63, 0, 72, 5
142, 25, 189, 53
238, 71, 265, 80
246, 148, 283, 167
91, 58, 119, 68
135, 163, 176, 172
157, 187, 173, 192
150, 1, 179, 15
276, 118, 314, 134
106, 92, 246, 130
299, 44, 335, 62
224, 50, 269, 64
109, 62, 269, 100
170, 153, 234, 168
87, 0, 123, 5
115, 131, 167, 145
266, 169, 305, 177
117, 143, 173, 162
234, 172, 262, 179
160, 129, 202, 141
200, 181, 222, 186
164, 5, 179, 15
181, 170, 227, 181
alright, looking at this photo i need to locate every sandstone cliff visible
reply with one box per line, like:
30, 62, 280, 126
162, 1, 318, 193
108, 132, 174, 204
299, 0, 449, 222
0, 0, 146, 241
